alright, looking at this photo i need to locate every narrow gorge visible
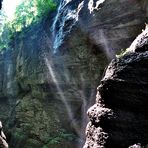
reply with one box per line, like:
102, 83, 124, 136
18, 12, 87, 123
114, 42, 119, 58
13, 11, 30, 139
0, 0, 147, 148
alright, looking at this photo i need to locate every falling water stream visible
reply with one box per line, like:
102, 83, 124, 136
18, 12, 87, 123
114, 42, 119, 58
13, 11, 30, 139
45, 57, 81, 135
88, 0, 105, 14
45, 54, 98, 147
51, 0, 106, 53
45, 0, 106, 147
51, 0, 84, 53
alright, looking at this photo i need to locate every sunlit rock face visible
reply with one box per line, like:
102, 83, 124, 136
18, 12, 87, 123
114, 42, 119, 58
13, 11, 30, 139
84, 29, 148, 147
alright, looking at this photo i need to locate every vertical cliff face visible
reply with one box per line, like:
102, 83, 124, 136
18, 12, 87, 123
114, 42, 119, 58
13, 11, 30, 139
0, 21, 108, 147
0, 0, 148, 147
0, 50, 17, 121
84, 28, 148, 148
53, 0, 148, 58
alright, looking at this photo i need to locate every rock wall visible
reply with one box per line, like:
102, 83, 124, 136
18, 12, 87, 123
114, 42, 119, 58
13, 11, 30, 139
0, 21, 108, 147
58, 0, 148, 58
0, 0, 148, 147
84, 28, 148, 147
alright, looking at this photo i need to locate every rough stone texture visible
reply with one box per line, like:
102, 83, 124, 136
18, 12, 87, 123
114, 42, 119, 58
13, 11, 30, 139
0, 20, 107, 147
84, 28, 148, 147
128, 26, 148, 52
0, 121, 9, 148
0, 0, 148, 147
58, 0, 148, 58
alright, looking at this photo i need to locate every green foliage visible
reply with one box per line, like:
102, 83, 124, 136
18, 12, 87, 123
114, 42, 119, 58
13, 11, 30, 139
0, 23, 11, 52
11, 0, 37, 31
36, 0, 57, 16
0, 0, 57, 53
13, 128, 27, 142
116, 48, 129, 58
10, 0, 57, 32
43, 130, 76, 147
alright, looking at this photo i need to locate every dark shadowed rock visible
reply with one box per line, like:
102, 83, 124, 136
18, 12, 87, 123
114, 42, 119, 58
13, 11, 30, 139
84, 28, 148, 147
0, 0, 2, 9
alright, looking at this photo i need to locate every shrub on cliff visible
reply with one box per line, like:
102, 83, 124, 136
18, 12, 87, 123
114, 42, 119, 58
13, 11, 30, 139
0, 0, 57, 53
8, 0, 57, 32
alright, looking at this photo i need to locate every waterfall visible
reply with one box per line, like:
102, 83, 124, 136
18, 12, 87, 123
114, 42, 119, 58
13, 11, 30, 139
51, 0, 106, 53
45, 56, 81, 136
44, 54, 95, 147
98, 29, 114, 59
47, 0, 108, 146
88, 0, 105, 14
51, 0, 84, 53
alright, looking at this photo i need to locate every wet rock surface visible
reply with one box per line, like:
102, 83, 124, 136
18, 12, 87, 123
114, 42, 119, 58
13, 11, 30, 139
0, 20, 107, 147
84, 28, 148, 147
0, 0, 148, 147
58, 0, 148, 57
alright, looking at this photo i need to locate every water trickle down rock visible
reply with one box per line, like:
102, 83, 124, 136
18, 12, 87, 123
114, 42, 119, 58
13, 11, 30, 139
51, 0, 107, 54
88, 0, 105, 14
84, 27, 148, 148
51, 0, 84, 53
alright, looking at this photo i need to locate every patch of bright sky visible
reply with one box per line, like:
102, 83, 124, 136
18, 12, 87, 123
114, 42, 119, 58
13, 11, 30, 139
2, 0, 23, 21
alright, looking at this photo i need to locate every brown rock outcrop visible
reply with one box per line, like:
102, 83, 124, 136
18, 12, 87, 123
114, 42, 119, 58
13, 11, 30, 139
84, 28, 148, 148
